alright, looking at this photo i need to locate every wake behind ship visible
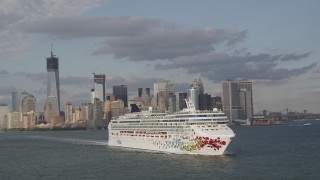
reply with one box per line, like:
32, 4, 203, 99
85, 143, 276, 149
108, 99, 235, 155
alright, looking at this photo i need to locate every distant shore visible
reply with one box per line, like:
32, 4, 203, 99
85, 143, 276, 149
1, 126, 90, 132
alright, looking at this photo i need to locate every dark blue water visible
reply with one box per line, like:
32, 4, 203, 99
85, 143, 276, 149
1, 121, 319, 180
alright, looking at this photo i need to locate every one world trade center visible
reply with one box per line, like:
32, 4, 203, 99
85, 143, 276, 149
46, 51, 60, 114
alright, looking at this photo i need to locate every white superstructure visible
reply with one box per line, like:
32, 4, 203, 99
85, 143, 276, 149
108, 99, 235, 155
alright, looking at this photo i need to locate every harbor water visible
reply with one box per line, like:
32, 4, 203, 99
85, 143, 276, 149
1, 120, 319, 179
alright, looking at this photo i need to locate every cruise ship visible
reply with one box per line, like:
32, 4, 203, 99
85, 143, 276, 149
108, 99, 235, 155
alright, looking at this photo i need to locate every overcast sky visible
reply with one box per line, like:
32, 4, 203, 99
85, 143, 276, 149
0, 0, 319, 113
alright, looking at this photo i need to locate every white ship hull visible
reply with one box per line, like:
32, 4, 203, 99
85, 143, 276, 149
108, 98, 235, 156
108, 125, 234, 155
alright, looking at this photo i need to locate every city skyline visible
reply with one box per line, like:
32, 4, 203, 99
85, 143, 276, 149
0, 0, 319, 113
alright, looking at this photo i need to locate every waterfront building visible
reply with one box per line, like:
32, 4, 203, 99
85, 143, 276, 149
178, 93, 188, 110
12, 92, 20, 112
104, 100, 112, 124
65, 102, 73, 124
212, 96, 223, 110
199, 93, 212, 110
81, 103, 93, 122
0, 104, 9, 130
11, 91, 36, 113
46, 51, 61, 113
187, 87, 199, 110
157, 92, 167, 111
21, 111, 38, 129
113, 85, 128, 107
168, 95, 177, 113
74, 107, 83, 124
7, 112, 21, 129
89, 73, 106, 128
153, 80, 176, 111
128, 97, 146, 111
111, 100, 127, 117
222, 80, 244, 122
238, 80, 254, 119
90, 98, 103, 129
106, 93, 116, 102
90, 89, 95, 104
20, 93, 36, 113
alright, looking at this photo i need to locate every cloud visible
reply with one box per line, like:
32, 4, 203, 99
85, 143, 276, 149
0, 70, 9, 77
0, 86, 17, 95
0, 0, 107, 18
0, 0, 107, 59
31, 88, 47, 96
280, 52, 311, 61
315, 66, 320, 74
305, 86, 320, 94
60, 76, 92, 86
16, 72, 46, 82
21, 14, 247, 61
68, 92, 91, 106
23, 16, 161, 39
155, 51, 316, 82
93, 29, 247, 60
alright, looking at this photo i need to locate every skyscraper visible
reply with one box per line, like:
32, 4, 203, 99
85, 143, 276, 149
153, 80, 176, 111
178, 92, 187, 110
238, 80, 253, 119
20, 92, 36, 113
113, 85, 128, 107
93, 74, 106, 103
199, 93, 212, 110
191, 78, 204, 95
46, 51, 60, 113
12, 92, 20, 112
0, 104, 9, 130
89, 74, 106, 129
44, 96, 60, 124
92, 98, 103, 129
187, 87, 199, 110
190, 79, 204, 110
81, 103, 93, 122
65, 102, 73, 124
11, 91, 36, 113
222, 80, 244, 122
212, 96, 223, 110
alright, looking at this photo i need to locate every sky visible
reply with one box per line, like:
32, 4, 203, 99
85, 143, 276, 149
0, 0, 319, 113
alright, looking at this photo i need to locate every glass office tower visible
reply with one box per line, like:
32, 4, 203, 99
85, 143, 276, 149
46, 51, 60, 113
